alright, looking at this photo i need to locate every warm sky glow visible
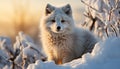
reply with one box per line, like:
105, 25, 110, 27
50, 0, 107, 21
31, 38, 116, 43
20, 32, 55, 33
0, 0, 85, 40
0, 0, 84, 21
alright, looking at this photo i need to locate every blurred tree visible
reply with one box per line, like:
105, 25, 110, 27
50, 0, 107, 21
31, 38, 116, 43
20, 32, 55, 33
12, 0, 30, 34
11, 0, 40, 43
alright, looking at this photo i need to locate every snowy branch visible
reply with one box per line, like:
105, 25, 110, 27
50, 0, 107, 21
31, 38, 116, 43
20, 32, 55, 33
81, 0, 120, 39
0, 32, 45, 69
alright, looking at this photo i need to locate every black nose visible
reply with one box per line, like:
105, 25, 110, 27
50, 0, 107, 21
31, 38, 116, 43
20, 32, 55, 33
57, 26, 61, 31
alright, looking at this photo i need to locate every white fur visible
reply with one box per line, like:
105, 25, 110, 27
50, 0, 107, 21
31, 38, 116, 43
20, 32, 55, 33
40, 4, 98, 64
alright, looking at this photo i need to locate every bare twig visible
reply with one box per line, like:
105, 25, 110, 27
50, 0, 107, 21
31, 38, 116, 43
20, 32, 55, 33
105, 27, 109, 37
110, 24, 118, 36
81, 0, 98, 12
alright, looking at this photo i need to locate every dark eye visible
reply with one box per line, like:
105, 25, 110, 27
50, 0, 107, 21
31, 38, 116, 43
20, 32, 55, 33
51, 20, 55, 22
61, 20, 65, 23
119, 11, 120, 14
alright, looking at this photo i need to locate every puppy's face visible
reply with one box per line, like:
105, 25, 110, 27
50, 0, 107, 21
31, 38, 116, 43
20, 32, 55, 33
43, 4, 74, 34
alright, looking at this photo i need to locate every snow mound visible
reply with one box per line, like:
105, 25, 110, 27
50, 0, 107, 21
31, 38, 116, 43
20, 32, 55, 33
27, 37, 120, 69
27, 60, 70, 69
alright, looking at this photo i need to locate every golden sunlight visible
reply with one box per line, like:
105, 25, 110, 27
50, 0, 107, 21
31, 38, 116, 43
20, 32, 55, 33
0, 0, 84, 41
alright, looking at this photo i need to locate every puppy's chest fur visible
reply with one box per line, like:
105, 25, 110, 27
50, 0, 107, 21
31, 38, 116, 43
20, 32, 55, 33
46, 33, 74, 56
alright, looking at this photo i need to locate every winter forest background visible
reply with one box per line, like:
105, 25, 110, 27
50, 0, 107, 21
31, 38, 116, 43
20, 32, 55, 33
0, 0, 120, 69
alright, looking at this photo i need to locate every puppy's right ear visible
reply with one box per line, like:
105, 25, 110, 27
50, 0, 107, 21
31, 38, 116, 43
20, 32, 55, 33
62, 4, 72, 17
45, 4, 55, 15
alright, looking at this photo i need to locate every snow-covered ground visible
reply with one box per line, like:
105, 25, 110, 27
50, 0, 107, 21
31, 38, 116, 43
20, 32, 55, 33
27, 37, 120, 69
0, 32, 120, 69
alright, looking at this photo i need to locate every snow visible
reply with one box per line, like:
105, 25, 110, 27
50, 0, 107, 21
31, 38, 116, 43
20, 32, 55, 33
0, 32, 45, 69
27, 60, 70, 69
27, 37, 120, 69
0, 37, 13, 68
82, 0, 120, 39
13, 32, 45, 69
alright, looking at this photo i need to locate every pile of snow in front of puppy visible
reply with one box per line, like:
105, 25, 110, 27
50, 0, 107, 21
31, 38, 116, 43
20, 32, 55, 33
27, 37, 120, 69
0, 32, 120, 69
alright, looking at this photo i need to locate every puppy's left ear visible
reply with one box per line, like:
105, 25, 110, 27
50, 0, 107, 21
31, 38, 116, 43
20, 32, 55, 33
62, 4, 72, 16
45, 4, 55, 15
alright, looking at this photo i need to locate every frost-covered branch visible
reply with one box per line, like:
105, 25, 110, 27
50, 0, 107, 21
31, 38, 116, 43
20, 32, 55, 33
0, 32, 46, 69
81, 0, 120, 39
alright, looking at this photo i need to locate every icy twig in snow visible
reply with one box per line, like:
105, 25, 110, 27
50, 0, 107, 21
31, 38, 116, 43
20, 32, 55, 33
13, 32, 46, 69
0, 37, 14, 58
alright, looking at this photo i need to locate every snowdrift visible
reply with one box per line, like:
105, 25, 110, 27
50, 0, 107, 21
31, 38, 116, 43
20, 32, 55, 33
27, 37, 120, 69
